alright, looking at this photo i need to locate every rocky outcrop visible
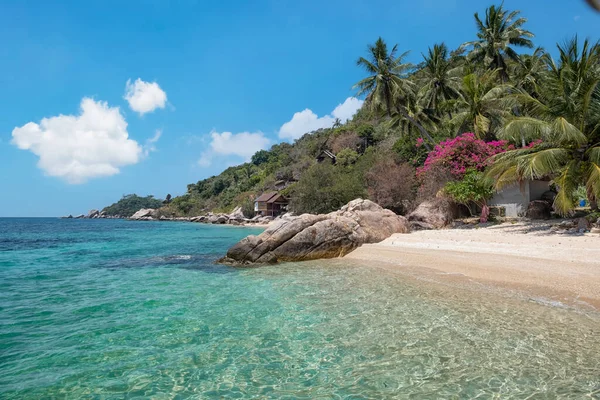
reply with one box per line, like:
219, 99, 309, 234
526, 200, 552, 220
86, 209, 100, 219
408, 199, 457, 230
129, 208, 156, 220
220, 199, 410, 265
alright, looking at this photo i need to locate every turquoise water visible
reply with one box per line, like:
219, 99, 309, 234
1, 219, 599, 398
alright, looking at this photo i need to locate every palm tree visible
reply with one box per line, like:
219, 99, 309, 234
488, 37, 600, 214
418, 43, 461, 114
353, 37, 414, 117
354, 37, 436, 147
462, 4, 534, 81
447, 71, 515, 139
511, 47, 549, 98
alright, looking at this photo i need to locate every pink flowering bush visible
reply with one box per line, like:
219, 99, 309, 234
417, 133, 514, 179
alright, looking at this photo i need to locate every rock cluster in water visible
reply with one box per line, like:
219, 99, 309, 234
220, 199, 410, 265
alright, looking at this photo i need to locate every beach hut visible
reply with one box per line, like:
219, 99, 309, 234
489, 179, 552, 217
254, 192, 289, 217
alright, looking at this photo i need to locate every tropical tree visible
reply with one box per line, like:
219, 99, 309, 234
418, 43, 461, 114
447, 71, 515, 139
354, 38, 437, 148
353, 37, 414, 117
462, 4, 534, 81
488, 37, 600, 214
511, 47, 549, 98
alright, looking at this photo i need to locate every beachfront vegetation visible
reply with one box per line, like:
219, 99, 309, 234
157, 3, 598, 218
102, 194, 164, 217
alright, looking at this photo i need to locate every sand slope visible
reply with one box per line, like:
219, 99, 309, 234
345, 222, 600, 309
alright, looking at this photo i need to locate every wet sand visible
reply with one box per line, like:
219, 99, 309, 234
345, 223, 600, 310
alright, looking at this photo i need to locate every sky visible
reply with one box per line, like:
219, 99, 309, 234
0, 0, 598, 217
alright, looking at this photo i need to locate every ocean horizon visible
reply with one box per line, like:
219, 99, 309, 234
1, 218, 599, 398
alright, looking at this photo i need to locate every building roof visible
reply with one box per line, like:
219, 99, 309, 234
255, 192, 278, 202
255, 192, 288, 204
266, 194, 287, 204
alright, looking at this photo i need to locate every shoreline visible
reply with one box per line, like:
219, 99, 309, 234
345, 222, 600, 311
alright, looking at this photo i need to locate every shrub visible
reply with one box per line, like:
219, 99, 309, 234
392, 135, 428, 167
443, 169, 494, 222
366, 159, 416, 214
330, 132, 362, 154
336, 148, 359, 166
418, 133, 512, 179
290, 163, 366, 214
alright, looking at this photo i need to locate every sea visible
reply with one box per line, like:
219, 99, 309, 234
1, 218, 599, 399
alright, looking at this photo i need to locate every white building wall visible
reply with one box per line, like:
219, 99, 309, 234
489, 180, 552, 218
489, 181, 529, 217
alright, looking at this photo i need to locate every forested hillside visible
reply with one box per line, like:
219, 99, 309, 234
160, 3, 600, 219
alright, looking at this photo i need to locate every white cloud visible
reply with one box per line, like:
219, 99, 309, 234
278, 97, 364, 140
124, 78, 167, 115
11, 98, 142, 184
198, 130, 270, 167
144, 129, 162, 156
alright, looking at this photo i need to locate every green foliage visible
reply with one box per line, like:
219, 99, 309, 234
444, 170, 494, 212
290, 163, 366, 214
102, 194, 164, 217
336, 148, 359, 166
251, 150, 271, 166
240, 197, 256, 218
392, 135, 428, 166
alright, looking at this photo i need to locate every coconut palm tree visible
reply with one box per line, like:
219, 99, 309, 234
353, 37, 414, 117
447, 71, 515, 139
488, 37, 600, 214
462, 4, 534, 81
511, 47, 549, 98
354, 37, 436, 147
418, 43, 461, 114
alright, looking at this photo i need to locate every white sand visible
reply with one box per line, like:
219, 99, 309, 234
345, 222, 600, 309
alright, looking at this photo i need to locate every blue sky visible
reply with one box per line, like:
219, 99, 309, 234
1, 0, 598, 217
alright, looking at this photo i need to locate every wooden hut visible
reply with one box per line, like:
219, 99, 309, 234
254, 192, 289, 217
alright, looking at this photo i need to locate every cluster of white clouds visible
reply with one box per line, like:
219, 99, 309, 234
278, 97, 363, 140
12, 84, 363, 182
124, 78, 167, 115
198, 97, 363, 166
198, 131, 271, 167
11, 79, 167, 184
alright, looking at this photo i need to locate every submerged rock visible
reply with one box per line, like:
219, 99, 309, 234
220, 199, 410, 265
408, 199, 457, 230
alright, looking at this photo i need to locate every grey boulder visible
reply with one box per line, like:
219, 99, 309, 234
221, 199, 410, 265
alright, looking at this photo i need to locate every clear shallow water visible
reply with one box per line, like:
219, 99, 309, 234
1, 218, 599, 399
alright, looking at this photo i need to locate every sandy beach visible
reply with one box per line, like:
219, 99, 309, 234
345, 221, 600, 310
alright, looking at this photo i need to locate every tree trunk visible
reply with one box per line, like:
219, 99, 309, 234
395, 106, 434, 151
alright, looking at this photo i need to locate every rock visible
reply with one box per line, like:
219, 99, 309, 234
130, 208, 155, 220
229, 220, 241, 226
577, 218, 591, 232
408, 199, 457, 230
75, 214, 85, 219
86, 209, 100, 219
229, 206, 245, 220
591, 227, 600, 234
216, 215, 229, 224
221, 199, 410, 265
526, 200, 551, 220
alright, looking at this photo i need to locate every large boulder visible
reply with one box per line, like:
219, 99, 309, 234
526, 200, 551, 220
221, 199, 410, 265
228, 206, 245, 220
408, 199, 457, 230
130, 208, 155, 220
86, 209, 100, 219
